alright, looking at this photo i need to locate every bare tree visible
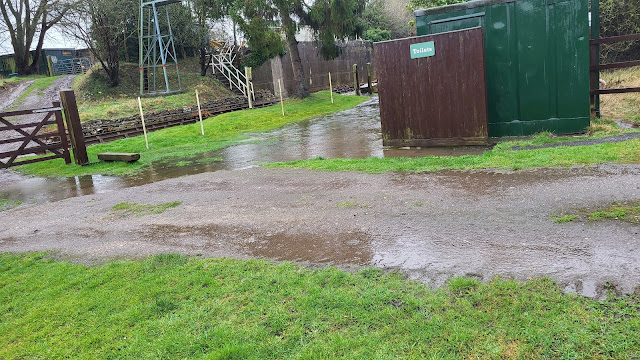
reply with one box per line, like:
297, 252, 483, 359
62, 0, 136, 86
0, 0, 72, 75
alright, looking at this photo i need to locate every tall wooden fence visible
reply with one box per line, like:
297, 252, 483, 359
252, 41, 374, 97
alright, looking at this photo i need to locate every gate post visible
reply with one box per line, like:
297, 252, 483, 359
591, 0, 601, 117
60, 90, 89, 165
353, 64, 361, 96
367, 62, 373, 94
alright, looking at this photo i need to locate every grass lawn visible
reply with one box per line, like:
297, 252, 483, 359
17, 91, 367, 177
1, 253, 639, 359
600, 66, 640, 126
73, 58, 234, 121
269, 123, 640, 173
0, 74, 50, 89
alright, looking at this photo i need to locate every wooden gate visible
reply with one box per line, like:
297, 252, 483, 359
0, 103, 71, 168
374, 27, 488, 146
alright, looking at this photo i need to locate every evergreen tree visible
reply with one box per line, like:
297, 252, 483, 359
234, 0, 365, 98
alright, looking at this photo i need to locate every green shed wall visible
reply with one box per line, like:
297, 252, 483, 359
416, 0, 590, 137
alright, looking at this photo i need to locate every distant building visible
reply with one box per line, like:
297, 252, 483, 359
0, 48, 76, 77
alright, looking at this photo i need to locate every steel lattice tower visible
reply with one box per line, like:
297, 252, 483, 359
139, 0, 182, 95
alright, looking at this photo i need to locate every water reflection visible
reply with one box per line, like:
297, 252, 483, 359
1, 96, 490, 204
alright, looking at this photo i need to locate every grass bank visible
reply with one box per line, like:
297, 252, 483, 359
17, 91, 366, 177
1, 253, 639, 359
269, 125, 640, 173
73, 57, 233, 121
0, 74, 49, 89
601, 66, 640, 126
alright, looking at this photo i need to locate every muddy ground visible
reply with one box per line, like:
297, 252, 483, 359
1, 164, 639, 298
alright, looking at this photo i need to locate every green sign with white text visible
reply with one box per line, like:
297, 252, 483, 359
410, 41, 435, 59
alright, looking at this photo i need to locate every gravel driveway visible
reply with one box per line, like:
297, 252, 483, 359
1, 164, 639, 298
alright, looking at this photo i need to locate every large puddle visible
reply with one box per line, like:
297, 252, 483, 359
1, 97, 490, 204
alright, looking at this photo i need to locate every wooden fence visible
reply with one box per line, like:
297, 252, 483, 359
590, 33, 640, 116
0, 103, 71, 168
0, 90, 88, 168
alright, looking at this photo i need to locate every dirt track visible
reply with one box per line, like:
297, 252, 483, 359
1, 164, 639, 298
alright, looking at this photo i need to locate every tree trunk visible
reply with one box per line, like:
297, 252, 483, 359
123, 32, 130, 63
281, 13, 309, 99
287, 36, 309, 99
199, 48, 208, 77
15, 51, 31, 75
29, 17, 49, 75
107, 43, 120, 86
180, 42, 187, 59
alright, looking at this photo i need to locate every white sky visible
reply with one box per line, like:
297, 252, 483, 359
0, 24, 84, 56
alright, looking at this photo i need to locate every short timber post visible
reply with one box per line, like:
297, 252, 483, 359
366, 62, 373, 94
60, 90, 89, 165
245, 66, 253, 109
52, 101, 72, 165
353, 64, 360, 96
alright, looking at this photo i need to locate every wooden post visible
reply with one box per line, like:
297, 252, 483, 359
353, 64, 360, 96
46, 56, 54, 77
137, 97, 149, 150
52, 101, 71, 165
245, 66, 253, 109
196, 90, 204, 135
366, 62, 372, 94
59, 90, 89, 165
591, 0, 601, 117
589, 45, 598, 117
278, 79, 284, 116
329, 72, 334, 104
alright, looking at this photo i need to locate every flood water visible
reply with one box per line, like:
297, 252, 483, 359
1, 97, 490, 204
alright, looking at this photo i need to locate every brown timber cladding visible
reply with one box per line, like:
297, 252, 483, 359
375, 28, 489, 146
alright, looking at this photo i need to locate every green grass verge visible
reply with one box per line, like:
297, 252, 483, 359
553, 200, 640, 225
0, 74, 49, 89
16, 91, 366, 177
553, 214, 577, 224
112, 201, 181, 216
268, 136, 640, 173
1, 253, 639, 359
0, 198, 21, 212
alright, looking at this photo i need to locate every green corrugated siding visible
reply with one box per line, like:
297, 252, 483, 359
416, 0, 590, 137
0, 50, 54, 77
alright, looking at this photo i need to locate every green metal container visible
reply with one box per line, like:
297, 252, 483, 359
415, 0, 590, 137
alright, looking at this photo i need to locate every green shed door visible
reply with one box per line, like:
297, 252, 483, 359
416, 0, 590, 137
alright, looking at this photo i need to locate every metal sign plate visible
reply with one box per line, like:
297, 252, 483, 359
410, 41, 436, 59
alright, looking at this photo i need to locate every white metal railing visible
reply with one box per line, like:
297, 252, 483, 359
210, 42, 254, 101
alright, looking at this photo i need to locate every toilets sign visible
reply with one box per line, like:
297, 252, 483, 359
410, 41, 435, 59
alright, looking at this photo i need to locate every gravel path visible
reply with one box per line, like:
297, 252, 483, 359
1, 164, 639, 298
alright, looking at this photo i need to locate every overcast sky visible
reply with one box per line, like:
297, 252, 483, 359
0, 24, 84, 56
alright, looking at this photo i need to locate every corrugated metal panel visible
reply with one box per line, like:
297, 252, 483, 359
416, 0, 590, 137
375, 28, 488, 146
